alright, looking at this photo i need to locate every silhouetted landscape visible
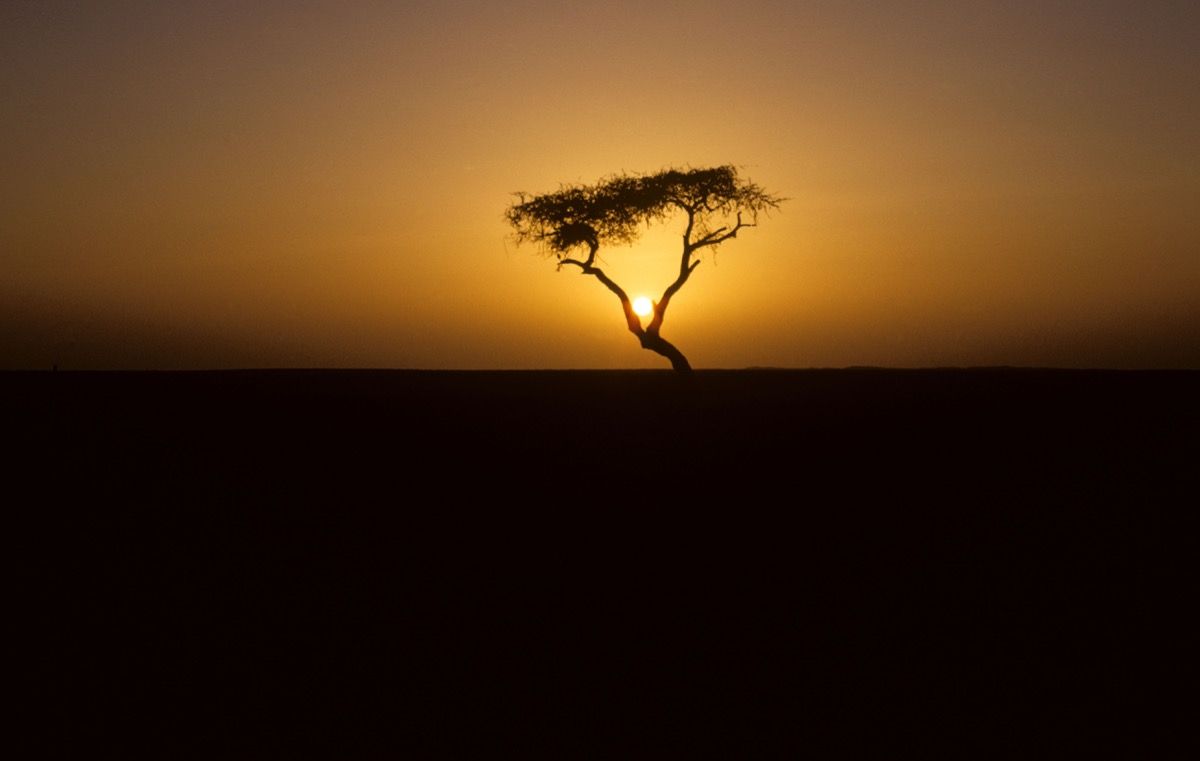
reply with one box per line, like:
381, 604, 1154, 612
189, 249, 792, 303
9, 0, 1199, 752
10, 368, 1192, 754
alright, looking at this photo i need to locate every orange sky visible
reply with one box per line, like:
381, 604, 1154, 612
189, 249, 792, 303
3, 1, 1197, 369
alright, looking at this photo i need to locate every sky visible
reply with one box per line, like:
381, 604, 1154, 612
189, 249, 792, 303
3, 0, 1198, 369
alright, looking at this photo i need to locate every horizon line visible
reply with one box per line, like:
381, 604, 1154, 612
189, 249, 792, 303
3, 365, 1197, 373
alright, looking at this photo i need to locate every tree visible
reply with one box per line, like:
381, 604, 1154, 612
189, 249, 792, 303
505, 166, 783, 372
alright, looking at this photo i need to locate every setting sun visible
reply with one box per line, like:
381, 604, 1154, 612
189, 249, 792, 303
632, 297, 653, 318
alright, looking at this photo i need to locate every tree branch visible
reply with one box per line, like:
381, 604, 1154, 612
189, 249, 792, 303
682, 207, 695, 253
560, 244, 643, 337
647, 251, 703, 336
688, 212, 754, 253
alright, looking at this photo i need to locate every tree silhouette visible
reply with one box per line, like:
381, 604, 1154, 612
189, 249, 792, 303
505, 166, 782, 372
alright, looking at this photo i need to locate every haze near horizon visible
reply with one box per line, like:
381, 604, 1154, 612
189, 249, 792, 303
4, 1, 1197, 369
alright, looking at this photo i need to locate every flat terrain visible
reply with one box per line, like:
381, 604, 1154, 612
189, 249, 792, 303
8, 369, 1194, 754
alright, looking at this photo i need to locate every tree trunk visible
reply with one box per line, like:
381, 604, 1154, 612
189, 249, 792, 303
561, 251, 694, 373
640, 333, 692, 373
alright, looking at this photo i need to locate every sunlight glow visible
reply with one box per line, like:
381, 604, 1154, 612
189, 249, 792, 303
632, 297, 653, 318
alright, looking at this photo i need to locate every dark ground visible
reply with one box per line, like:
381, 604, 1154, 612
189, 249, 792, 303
7, 369, 1194, 756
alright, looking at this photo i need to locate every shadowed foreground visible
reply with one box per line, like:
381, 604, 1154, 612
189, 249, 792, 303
9, 369, 1192, 755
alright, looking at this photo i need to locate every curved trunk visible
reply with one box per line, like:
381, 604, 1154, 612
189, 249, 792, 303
640, 332, 692, 372
561, 242, 694, 373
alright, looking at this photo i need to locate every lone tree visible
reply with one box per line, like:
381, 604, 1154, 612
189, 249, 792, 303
505, 166, 782, 372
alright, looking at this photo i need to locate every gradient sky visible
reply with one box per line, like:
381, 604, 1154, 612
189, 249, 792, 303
3, 0, 1198, 369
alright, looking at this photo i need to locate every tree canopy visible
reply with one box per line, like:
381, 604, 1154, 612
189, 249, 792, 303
506, 165, 781, 258
505, 166, 783, 371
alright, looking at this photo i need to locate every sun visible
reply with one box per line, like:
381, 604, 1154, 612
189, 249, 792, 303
632, 296, 653, 318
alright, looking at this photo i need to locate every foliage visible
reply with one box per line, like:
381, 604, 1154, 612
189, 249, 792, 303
505, 166, 781, 257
